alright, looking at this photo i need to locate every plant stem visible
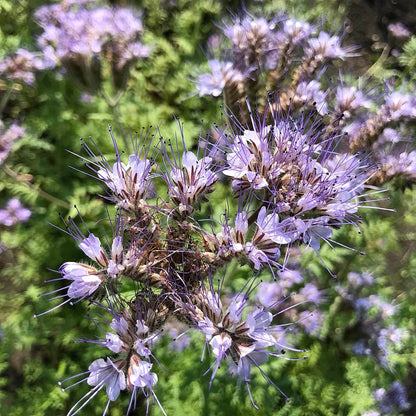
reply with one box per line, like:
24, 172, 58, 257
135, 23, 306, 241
3, 165, 72, 210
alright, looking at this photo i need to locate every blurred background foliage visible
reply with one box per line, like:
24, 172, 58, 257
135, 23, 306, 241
0, 0, 415, 415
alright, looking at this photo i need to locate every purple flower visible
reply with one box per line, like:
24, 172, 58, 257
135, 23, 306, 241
278, 269, 304, 287
0, 122, 25, 164
347, 271, 374, 288
97, 156, 153, 210
384, 91, 416, 120
373, 381, 408, 414
214, 96, 376, 269
279, 18, 314, 45
295, 80, 328, 114
377, 325, 403, 350
78, 233, 109, 267
83, 127, 155, 211
58, 295, 166, 415
223, 15, 275, 72
35, 215, 127, 317
388, 22, 410, 38
187, 284, 304, 406
223, 16, 274, 51
84, 296, 162, 360
222, 128, 272, 192
163, 147, 219, 214
35, 2, 149, 91
244, 207, 299, 270
0, 48, 45, 85
299, 283, 323, 304
127, 355, 158, 390
256, 281, 285, 308
59, 357, 126, 416
299, 310, 324, 334
87, 358, 126, 402
375, 128, 401, 146
382, 151, 416, 179
196, 60, 244, 97
60, 262, 104, 299
166, 323, 191, 352
0, 198, 31, 226
306, 31, 358, 60
334, 86, 372, 116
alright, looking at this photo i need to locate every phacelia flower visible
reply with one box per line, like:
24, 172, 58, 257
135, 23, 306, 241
373, 381, 409, 414
0, 122, 25, 164
0, 48, 46, 85
215, 96, 376, 266
59, 296, 166, 415
35, 215, 125, 317
196, 60, 244, 97
162, 140, 219, 215
35, 1, 149, 92
83, 126, 156, 212
294, 80, 328, 114
306, 31, 357, 60
387, 22, 410, 39
188, 284, 305, 407
0, 198, 31, 226
61, 357, 126, 416
334, 85, 372, 116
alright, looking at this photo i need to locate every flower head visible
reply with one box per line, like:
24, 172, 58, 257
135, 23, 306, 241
162, 135, 219, 215
0, 122, 25, 164
185, 281, 305, 406
35, 2, 149, 92
306, 32, 358, 60
0, 198, 31, 226
215, 96, 375, 266
83, 126, 156, 212
196, 60, 244, 97
0, 48, 45, 85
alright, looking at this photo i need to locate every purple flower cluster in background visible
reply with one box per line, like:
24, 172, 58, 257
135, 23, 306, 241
362, 381, 409, 415
256, 268, 325, 335
0, 199, 31, 227
35, 0, 149, 92
0, 48, 46, 86
0, 121, 25, 164
337, 272, 405, 367
196, 12, 416, 188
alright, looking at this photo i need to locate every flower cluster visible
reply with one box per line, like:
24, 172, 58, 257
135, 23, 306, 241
256, 269, 325, 335
0, 199, 31, 227
186, 283, 305, 407
198, 13, 356, 109
0, 48, 46, 85
59, 296, 164, 415
0, 121, 25, 164
363, 381, 409, 416
36, 89, 382, 414
35, 0, 149, 92
336, 272, 405, 367
210, 97, 374, 271
197, 12, 416, 187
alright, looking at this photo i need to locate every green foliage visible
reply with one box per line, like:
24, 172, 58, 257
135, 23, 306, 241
0, 0, 414, 415
399, 36, 416, 82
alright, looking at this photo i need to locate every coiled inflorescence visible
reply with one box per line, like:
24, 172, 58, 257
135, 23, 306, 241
38, 94, 380, 414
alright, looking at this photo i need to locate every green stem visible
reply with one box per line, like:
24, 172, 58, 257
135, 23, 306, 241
3, 165, 72, 211
100, 89, 131, 153
0, 82, 18, 118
